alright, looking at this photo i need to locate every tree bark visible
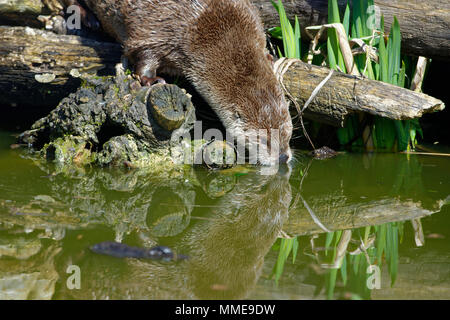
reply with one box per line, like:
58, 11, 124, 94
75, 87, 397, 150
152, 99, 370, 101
251, 0, 450, 61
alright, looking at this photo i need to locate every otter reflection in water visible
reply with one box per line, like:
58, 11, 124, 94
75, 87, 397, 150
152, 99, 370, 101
56, 166, 292, 299
183, 167, 292, 299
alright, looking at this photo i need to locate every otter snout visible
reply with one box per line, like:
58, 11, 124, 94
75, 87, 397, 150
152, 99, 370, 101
257, 144, 292, 166
277, 146, 293, 165
279, 153, 290, 164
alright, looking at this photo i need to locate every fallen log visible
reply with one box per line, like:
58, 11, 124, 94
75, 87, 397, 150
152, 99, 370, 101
251, 0, 450, 61
275, 58, 445, 127
1, 27, 444, 128
16, 65, 238, 171
0, 26, 121, 108
0, 0, 47, 27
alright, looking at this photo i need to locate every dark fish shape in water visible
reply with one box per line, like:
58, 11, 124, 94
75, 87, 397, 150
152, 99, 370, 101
90, 241, 188, 261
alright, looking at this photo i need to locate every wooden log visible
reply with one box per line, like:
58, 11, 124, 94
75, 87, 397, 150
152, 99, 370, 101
0, 0, 47, 27
0, 26, 121, 108
275, 58, 445, 127
148, 84, 192, 131
251, 0, 450, 61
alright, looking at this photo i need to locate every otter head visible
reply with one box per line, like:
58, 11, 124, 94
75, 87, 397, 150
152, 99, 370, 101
186, 0, 293, 166
191, 51, 294, 167
227, 81, 293, 166
206, 48, 293, 166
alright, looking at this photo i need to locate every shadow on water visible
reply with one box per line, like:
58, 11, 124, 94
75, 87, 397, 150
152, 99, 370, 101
0, 141, 449, 299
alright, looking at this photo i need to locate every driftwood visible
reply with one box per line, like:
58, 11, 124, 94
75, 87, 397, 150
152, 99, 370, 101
275, 58, 445, 126
1, 27, 445, 128
251, 0, 450, 61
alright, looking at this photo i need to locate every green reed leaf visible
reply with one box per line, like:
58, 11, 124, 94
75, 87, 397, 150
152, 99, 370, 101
328, 0, 346, 72
340, 255, 348, 285
325, 231, 335, 256
343, 2, 350, 37
326, 268, 338, 300
376, 224, 387, 265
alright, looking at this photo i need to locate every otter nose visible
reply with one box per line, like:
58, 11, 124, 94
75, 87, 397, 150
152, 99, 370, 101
279, 153, 289, 164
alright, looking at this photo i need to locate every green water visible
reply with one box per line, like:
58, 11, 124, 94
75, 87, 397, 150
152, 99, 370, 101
0, 130, 449, 300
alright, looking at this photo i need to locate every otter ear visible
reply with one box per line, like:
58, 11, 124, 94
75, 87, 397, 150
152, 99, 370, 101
266, 53, 275, 68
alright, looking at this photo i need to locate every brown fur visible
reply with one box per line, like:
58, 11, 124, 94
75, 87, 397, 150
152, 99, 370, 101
83, 0, 293, 164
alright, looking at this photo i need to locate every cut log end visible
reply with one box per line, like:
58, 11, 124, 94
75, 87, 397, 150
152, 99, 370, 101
148, 84, 192, 131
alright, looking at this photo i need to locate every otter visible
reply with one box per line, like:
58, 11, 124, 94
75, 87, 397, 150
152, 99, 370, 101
64, 0, 293, 165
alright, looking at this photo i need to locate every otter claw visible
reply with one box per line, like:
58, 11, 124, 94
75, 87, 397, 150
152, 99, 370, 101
140, 76, 166, 87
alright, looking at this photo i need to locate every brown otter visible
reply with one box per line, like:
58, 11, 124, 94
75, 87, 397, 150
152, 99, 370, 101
63, 0, 293, 165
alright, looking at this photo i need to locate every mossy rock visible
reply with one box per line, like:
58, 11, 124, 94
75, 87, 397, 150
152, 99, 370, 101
19, 68, 197, 170
41, 135, 92, 166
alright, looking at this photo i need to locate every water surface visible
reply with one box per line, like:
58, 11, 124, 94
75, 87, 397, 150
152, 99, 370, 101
0, 130, 449, 299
